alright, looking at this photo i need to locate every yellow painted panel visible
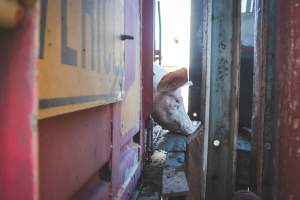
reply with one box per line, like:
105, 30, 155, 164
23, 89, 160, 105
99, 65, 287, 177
38, 0, 125, 119
121, 5, 141, 135
121, 72, 141, 135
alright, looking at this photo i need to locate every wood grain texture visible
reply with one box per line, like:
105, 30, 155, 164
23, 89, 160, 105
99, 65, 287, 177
162, 169, 189, 197
205, 0, 240, 199
186, 128, 205, 200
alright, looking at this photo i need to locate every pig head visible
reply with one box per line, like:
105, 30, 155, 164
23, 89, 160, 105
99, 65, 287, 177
152, 64, 199, 135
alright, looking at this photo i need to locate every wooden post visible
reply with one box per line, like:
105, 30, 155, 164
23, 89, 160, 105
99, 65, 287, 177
205, 0, 241, 199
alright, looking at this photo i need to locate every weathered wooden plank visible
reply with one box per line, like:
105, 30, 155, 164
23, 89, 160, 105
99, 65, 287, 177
138, 192, 160, 200
164, 152, 185, 170
252, 0, 277, 199
252, 0, 266, 193
186, 128, 205, 200
141, 150, 166, 193
206, 0, 240, 199
188, 0, 204, 121
154, 131, 187, 152
232, 190, 261, 200
260, 0, 277, 198
162, 169, 189, 197
193, 0, 211, 199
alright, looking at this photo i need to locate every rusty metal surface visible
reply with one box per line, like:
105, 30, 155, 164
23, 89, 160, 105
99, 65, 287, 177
141, 0, 154, 122
0, 8, 39, 200
275, 0, 300, 199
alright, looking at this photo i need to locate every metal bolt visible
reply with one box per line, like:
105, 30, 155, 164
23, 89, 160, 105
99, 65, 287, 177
264, 142, 271, 150
213, 139, 221, 147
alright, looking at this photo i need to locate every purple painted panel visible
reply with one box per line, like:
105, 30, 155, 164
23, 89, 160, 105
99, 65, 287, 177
124, 0, 140, 91
39, 106, 112, 200
116, 165, 142, 200
119, 144, 140, 186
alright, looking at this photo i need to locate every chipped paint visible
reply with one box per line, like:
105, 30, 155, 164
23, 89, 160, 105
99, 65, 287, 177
0, 7, 39, 200
30, 112, 38, 133
293, 118, 300, 129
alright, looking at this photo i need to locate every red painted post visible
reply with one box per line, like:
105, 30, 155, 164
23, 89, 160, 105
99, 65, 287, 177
141, 0, 154, 124
140, 0, 155, 166
275, 0, 300, 199
0, 8, 39, 200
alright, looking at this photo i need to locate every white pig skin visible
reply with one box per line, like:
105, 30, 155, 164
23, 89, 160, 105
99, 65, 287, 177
152, 64, 199, 135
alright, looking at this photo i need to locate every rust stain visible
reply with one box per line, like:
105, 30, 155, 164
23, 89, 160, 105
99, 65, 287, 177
275, 0, 300, 198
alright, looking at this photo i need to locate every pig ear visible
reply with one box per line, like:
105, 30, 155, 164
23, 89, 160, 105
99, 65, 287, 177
157, 68, 188, 92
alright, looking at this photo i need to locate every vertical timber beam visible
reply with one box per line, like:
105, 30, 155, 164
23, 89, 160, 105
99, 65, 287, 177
188, 0, 204, 121
261, 0, 277, 198
252, 0, 277, 198
201, 0, 212, 199
206, 0, 240, 199
187, 0, 211, 199
252, 0, 266, 193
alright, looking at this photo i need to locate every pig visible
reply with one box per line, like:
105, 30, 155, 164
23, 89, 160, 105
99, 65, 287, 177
152, 64, 199, 135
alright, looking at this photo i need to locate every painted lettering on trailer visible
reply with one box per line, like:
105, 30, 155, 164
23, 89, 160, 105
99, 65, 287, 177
38, 0, 125, 119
